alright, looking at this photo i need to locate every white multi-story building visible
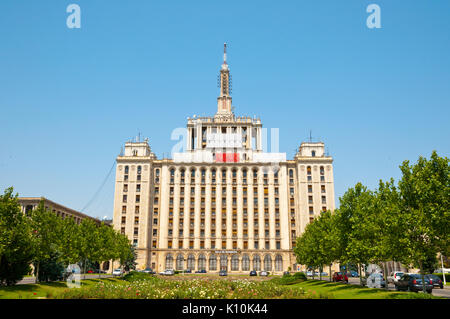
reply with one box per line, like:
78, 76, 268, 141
112, 45, 335, 273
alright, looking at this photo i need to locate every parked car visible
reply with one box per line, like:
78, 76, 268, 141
348, 271, 359, 277
112, 269, 122, 276
387, 271, 404, 284
283, 271, 290, 276
332, 272, 348, 283
183, 269, 192, 274
195, 269, 207, 273
362, 273, 386, 288
425, 274, 444, 289
320, 272, 328, 277
142, 268, 155, 274
306, 271, 316, 277
259, 271, 269, 276
250, 270, 257, 276
159, 269, 174, 276
87, 270, 93, 274
394, 274, 433, 293
219, 270, 227, 276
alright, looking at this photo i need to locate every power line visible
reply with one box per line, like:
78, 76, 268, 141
81, 160, 116, 213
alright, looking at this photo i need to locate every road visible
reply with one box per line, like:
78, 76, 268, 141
347, 277, 450, 298
16, 274, 114, 285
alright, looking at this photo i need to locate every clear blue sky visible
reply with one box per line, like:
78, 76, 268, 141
1, 1, 449, 219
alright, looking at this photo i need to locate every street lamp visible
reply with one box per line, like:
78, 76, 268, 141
441, 253, 447, 285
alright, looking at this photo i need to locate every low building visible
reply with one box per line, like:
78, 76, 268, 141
18, 197, 104, 225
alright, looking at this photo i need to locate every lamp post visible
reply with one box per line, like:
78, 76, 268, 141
441, 253, 447, 285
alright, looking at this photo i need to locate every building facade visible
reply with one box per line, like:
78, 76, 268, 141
112, 45, 335, 273
18, 197, 105, 225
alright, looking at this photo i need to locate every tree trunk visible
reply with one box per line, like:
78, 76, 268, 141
419, 260, 426, 293
329, 264, 332, 282
359, 264, 363, 286
383, 263, 389, 290
319, 266, 322, 280
35, 262, 40, 283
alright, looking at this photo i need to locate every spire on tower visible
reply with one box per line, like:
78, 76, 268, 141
216, 43, 233, 116
223, 42, 227, 64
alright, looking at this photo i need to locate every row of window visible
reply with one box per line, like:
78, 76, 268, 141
164, 240, 282, 250
165, 253, 284, 272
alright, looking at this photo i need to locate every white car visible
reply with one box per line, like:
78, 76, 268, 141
112, 269, 122, 276
159, 269, 174, 276
387, 271, 404, 283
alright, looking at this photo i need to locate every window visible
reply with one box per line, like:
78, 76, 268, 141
220, 255, 228, 271
253, 255, 261, 271
123, 184, 128, 192
125, 166, 129, 174
231, 254, 239, 271
176, 254, 184, 270
136, 195, 140, 203
209, 254, 217, 271
242, 255, 250, 271
312, 150, 316, 157
137, 166, 142, 174
264, 255, 272, 271
198, 254, 206, 271
136, 184, 141, 192
123, 195, 127, 203
275, 255, 283, 271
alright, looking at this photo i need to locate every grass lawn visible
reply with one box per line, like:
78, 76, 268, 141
0, 278, 121, 299
290, 280, 440, 299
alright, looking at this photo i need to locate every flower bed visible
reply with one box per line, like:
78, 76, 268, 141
54, 275, 328, 299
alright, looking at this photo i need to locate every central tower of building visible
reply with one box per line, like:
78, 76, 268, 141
112, 45, 336, 274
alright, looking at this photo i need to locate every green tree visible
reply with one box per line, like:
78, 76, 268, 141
396, 151, 450, 292
30, 201, 65, 282
0, 187, 34, 286
78, 219, 102, 277
336, 183, 378, 285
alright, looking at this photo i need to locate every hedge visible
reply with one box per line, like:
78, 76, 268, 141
433, 273, 450, 282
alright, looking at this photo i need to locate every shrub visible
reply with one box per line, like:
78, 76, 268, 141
123, 271, 154, 282
293, 272, 307, 280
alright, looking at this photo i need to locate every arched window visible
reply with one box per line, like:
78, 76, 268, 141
264, 255, 272, 271
242, 254, 250, 271
137, 166, 142, 174
275, 255, 283, 271
165, 254, 173, 270
232, 169, 237, 178
220, 255, 228, 271
231, 255, 239, 271
190, 168, 196, 177
209, 254, 217, 271
170, 168, 175, 176
320, 166, 324, 175
180, 169, 185, 177
176, 254, 184, 270
221, 169, 227, 179
125, 166, 129, 174
253, 255, 261, 271
289, 169, 293, 178
307, 166, 312, 175
187, 254, 195, 271
198, 254, 206, 271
